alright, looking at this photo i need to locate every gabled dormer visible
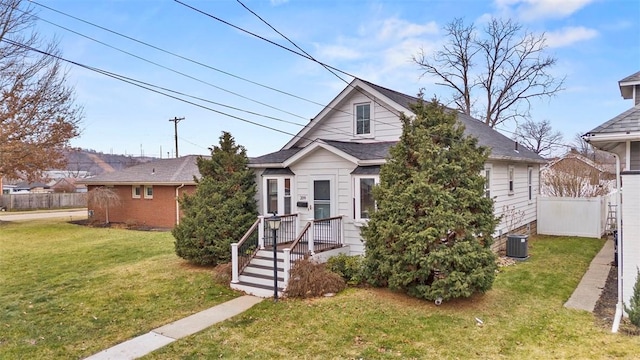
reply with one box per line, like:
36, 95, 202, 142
619, 71, 640, 105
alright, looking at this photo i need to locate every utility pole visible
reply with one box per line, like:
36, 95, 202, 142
168, 117, 185, 158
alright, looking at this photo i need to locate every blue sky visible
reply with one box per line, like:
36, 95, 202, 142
32, 0, 639, 158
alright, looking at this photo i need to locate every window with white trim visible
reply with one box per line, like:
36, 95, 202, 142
263, 177, 293, 215
354, 176, 379, 221
483, 166, 492, 198
132, 185, 141, 199
355, 103, 372, 136
144, 185, 153, 199
528, 166, 533, 201
508, 165, 515, 194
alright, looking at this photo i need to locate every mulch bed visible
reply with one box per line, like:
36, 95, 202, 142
593, 263, 640, 335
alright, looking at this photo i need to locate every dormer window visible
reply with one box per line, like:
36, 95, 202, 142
355, 103, 371, 136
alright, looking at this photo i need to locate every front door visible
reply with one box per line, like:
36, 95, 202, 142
313, 179, 331, 219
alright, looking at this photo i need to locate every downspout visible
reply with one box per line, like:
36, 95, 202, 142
612, 154, 623, 333
175, 184, 185, 225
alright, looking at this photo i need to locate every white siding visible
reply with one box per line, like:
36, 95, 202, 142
490, 161, 539, 236
622, 173, 640, 310
289, 148, 366, 253
253, 169, 264, 213
300, 92, 403, 147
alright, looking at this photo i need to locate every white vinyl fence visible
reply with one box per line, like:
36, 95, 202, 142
537, 192, 618, 238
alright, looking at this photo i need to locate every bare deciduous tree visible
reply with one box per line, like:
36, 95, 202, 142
572, 132, 595, 158
87, 187, 121, 224
541, 157, 612, 197
414, 18, 564, 128
513, 119, 563, 157
0, 0, 82, 182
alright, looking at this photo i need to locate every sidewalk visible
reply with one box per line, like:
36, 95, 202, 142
84, 295, 263, 360
564, 239, 614, 312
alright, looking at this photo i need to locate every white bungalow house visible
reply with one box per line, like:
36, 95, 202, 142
583, 70, 640, 332
231, 78, 546, 297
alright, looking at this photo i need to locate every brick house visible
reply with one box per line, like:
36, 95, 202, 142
80, 155, 203, 228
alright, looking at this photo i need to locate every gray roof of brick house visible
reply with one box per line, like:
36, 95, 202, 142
80, 155, 205, 185
586, 105, 640, 134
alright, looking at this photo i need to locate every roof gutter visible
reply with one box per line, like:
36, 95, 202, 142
584, 132, 640, 143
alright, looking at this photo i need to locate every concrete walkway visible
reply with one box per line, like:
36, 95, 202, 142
564, 238, 614, 312
84, 295, 263, 360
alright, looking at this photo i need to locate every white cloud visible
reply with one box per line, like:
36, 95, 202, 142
495, 0, 595, 21
545, 26, 598, 48
376, 18, 438, 42
315, 44, 362, 61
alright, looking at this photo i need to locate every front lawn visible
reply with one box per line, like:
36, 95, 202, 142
0, 220, 238, 359
145, 236, 640, 359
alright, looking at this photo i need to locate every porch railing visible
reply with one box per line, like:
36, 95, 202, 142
262, 213, 299, 248
232, 213, 299, 284
287, 215, 345, 264
231, 218, 261, 283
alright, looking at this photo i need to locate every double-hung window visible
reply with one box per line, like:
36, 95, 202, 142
355, 103, 371, 136
144, 185, 153, 199
508, 165, 515, 195
132, 185, 141, 199
354, 176, 379, 221
264, 177, 293, 215
483, 166, 492, 199
527, 166, 533, 201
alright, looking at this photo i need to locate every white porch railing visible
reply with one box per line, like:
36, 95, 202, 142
231, 213, 299, 284
231, 214, 345, 287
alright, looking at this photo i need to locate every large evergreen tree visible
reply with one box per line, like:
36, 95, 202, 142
362, 96, 498, 302
173, 132, 257, 266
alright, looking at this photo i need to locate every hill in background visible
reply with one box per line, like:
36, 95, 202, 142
63, 149, 156, 177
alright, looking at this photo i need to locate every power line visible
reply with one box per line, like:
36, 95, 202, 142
26, 3, 354, 139
223, 0, 409, 137
23, 9, 311, 122
0, 38, 322, 143
29, 0, 330, 110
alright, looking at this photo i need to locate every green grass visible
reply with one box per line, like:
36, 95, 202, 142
0, 220, 238, 359
145, 236, 640, 359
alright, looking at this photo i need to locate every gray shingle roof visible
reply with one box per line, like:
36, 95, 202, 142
80, 155, 205, 185
251, 79, 546, 166
249, 148, 303, 165
586, 105, 640, 134
620, 71, 640, 83
323, 140, 396, 160
365, 81, 545, 163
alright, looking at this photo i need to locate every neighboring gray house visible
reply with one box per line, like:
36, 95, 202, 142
231, 78, 545, 297
584, 71, 640, 331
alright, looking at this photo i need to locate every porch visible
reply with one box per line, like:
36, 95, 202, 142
230, 214, 349, 297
